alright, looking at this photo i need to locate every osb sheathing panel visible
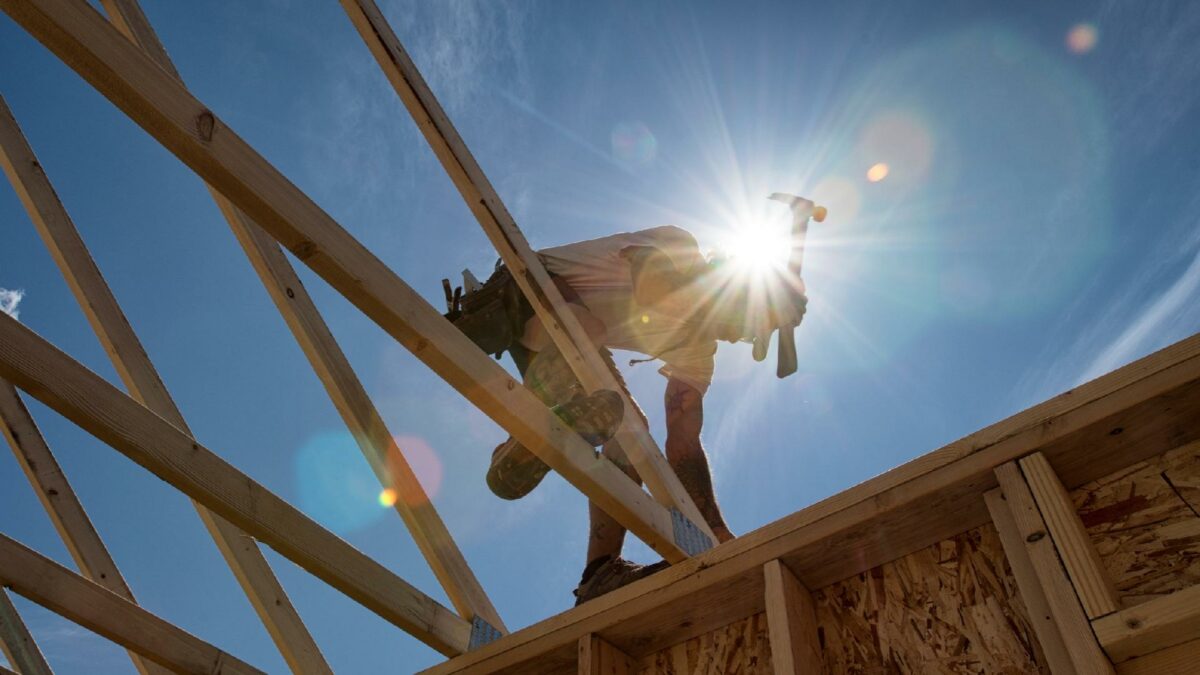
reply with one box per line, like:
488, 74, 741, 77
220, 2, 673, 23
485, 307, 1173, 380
1072, 440, 1200, 606
637, 525, 1045, 674
635, 614, 772, 675
812, 524, 1049, 674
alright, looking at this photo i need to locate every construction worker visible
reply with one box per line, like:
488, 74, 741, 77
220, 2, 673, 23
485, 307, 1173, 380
445, 225, 805, 604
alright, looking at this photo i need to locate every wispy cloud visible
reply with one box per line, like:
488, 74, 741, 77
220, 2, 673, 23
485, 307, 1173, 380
0, 287, 24, 319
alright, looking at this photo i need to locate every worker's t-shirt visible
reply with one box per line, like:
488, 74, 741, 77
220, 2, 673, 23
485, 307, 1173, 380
538, 226, 718, 394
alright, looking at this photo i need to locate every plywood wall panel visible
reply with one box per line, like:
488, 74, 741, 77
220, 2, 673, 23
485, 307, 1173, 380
1071, 441, 1200, 606
635, 614, 772, 675
811, 525, 1049, 674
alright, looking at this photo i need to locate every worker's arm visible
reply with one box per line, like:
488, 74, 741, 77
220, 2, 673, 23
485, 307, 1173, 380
663, 377, 734, 543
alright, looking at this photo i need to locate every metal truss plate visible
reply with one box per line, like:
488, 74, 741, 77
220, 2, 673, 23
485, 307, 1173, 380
670, 508, 713, 556
468, 615, 503, 650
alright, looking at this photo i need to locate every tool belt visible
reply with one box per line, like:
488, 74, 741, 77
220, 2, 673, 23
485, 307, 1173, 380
443, 264, 533, 359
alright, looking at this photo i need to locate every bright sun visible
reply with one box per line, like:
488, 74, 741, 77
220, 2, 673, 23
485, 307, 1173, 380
722, 225, 792, 273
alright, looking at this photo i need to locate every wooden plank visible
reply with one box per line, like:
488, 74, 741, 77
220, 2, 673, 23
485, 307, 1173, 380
0, 0, 687, 563
578, 635, 633, 675
762, 560, 820, 674
1116, 637, 1200, 675
337, 0, 715, 542
0, 533, 262, 675
1092, 583, 1200, 663
0, 380, 169, 675
993, 462, 1114, 674
0, 589, 53, 675
0, 94, 333, 674
94, 0, 504, 632
418, 332, 1200, 674
0, 315, 471, 657
986, 488, 1075, 674
1021, 452, 1121, 619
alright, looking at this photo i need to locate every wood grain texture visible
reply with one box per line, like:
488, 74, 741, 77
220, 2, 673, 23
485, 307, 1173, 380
1070, 440, 1200, 606
580, 635, 635, 675
337, 0, 715, 542
1114, 637, 1200, 675
0, 91, 332, 674
0, 380, 167, 675
1092, 583, 1200, 662
96, 0, 504, 633
762, 561, 820, 674
813, 523, 1048, 675
985, 489, 1075, 674
422, 331, 1200, 674
0, 0, 685, 563
0, 315, 471, 656
993, 462, 1114, 674
0, 534, 262, 675
1021, 453, 1121, 619
0, 589, 53, 675
636, 614, 772, 675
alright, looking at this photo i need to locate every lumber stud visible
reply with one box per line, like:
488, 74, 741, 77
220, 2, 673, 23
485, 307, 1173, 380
762, 559, 822, 674
578, 634, 634, 675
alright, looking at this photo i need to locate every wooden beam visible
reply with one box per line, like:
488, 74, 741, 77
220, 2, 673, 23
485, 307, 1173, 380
0, 380, 170, 675
993, 462, 1113, 674
0, 315, 471, 657
1116, 638, 1200, 675
94, 0, 504, 632
0, 533, 262, 675
1020, 452, 1121, 619
578, 635, 633, 675
0, 663, 17, 675
0, 0, 689, 562
985, 487, 1075, 674
762, 560, 821, 674
337, 0, 715, 542
0, 94, 333, 674
1092, 584, 1200, 663
0, 588, 53, 675
419, 331, 1200, 674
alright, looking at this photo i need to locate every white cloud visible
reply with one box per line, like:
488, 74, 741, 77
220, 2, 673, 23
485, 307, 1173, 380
0, 288, 23, 319
1079, 236, 1200, 382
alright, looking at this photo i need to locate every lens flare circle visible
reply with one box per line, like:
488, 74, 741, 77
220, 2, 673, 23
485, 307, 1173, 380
611, 121, 657, 166
1066, 24, 1098, 54
866, 163, 890, 182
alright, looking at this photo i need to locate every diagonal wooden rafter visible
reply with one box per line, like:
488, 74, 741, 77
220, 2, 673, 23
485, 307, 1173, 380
94, 0, 503, 632
0, 313, 473, 656
339, 0, 716, 545
0, 588, 53, 675
0, 533, 263, 675
0, 93, 333, 674
0, 0, 693, 562
0, 379, 171, 675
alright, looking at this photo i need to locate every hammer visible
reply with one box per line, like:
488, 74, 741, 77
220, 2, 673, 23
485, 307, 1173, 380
754, 193, 826, 378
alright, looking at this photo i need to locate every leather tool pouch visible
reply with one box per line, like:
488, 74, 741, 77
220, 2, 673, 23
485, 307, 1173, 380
446, 265, 531, 358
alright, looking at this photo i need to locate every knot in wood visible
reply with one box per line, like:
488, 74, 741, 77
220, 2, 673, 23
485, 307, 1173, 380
290, 241, 317, 259
1125, 618, 1142, 630
285, 287, 295, 299
195, 110, 216, 142
1026, 531, 1046, 543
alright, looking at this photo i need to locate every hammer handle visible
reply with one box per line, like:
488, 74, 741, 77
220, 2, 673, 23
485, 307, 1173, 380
777, 326, 798, 378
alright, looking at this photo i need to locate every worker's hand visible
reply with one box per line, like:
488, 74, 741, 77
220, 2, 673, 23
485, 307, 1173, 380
768, 290, 807, 330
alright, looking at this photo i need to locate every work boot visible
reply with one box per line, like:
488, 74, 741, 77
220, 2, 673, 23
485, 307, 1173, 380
573, 556, 670, 606
486, 389, 625, 500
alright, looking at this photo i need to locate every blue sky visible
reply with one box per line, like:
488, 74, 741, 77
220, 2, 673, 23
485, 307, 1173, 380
2, 0, 1200, 672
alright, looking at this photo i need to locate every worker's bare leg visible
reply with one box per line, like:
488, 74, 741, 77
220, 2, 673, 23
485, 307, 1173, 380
663, 378, 734, 542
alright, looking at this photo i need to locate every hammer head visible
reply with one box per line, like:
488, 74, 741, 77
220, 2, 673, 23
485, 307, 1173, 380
769, 192, 826, 222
